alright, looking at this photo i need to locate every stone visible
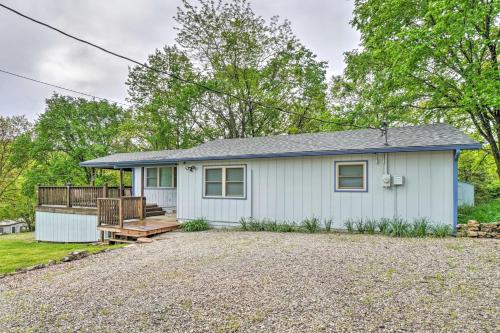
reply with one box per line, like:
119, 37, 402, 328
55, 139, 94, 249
137, 237, 154, 244
467, 231, 479, 237
477, 232, 487, 237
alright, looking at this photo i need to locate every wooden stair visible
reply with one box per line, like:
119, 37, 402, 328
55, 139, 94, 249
145, 203, 165, 217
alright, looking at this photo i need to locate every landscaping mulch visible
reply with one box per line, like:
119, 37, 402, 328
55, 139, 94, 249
0, 231, 498, 332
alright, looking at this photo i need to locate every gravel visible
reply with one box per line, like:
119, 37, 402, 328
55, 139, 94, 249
0, 231, 498, 332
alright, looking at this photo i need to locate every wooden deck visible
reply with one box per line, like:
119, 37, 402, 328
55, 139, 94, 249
97, 214, 180, 239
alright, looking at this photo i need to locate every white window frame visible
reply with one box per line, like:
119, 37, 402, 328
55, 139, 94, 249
145, 166, 176, 188
203, 165, 246, 199
335, 161, 368, 192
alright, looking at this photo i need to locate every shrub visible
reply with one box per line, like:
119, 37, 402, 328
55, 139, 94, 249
323, 218, 333, 232
240, 217, 248, 231
247, 218, 265, 231
389, 217, 410, 237
377, 218, 391, 235
364, 219, 377, 234
431, 224, 452, 237
355, 218, 366, 233
263, 219, 278, 232
411, 218, 431, 237
182, 218, 209, 232
302, 217, 320, 233
277, 222, 296, 232
344, 219, 355, 233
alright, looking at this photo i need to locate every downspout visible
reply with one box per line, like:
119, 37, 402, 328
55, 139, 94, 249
453, 149, 461, 236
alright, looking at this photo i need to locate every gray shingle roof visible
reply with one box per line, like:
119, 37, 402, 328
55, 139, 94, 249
81, 123, 480, 167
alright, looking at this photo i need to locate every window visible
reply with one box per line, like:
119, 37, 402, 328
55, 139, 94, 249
11, 226, 16, 233
335, 161, 367, 192
145, 166, 176, 188
204, 166, 245, 198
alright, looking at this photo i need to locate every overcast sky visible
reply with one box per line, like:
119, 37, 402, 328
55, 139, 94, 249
0, 0, 359, 120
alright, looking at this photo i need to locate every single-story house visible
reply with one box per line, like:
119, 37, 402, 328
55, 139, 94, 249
0, 220, 27, 234
35, 123, 480, 242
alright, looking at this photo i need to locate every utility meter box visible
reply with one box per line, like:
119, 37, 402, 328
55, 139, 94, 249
393, 175, 404, 186
382, 174, 392, 187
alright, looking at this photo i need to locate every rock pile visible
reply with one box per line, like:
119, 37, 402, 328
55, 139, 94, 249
456, 220, 500, 238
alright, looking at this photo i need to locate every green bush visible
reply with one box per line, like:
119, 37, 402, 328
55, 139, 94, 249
389, 217, 410, 237
182, 218, 209, 232
323, 218, 333, 232
377, 218, 391, 234
355, 218, 366, 233
240, 217, 248, 231
276, 222, 296, 232
364, 219, 377, 234
344, 219, 355, 233
247, 218, 265, 231
263, 219, 278, 232
302, 217, 320, 233
431, 224, 452, 237
411, 218, 431, 237
240, 218, 297, 232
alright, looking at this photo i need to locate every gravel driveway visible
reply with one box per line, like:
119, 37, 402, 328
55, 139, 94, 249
0, 231, 498, 332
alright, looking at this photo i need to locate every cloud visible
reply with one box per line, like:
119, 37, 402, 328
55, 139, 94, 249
0, 0, 359, 120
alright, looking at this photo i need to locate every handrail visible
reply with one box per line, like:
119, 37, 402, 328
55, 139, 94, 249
37, 185, 132, 208
97, 197, 145, 228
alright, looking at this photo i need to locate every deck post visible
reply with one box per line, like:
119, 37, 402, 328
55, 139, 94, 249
66, 184, 72, 207
119, 197, 124, 229
140, 167, 144, 197
139, 197, 145, 220
119, 169, 124, 197
103, 183, 108, 198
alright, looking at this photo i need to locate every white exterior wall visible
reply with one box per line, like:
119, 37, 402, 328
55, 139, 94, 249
133, 167, 177, 211
36, 212, 100, 242
0, 224, 24, 234
177, 151, 454, 228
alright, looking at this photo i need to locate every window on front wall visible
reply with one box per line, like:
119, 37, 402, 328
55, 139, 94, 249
204, 166, 245, 198
146, 166, 176, 188
335, 161, 367, 191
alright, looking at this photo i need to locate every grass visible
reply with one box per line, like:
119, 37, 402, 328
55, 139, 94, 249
458, 198, 500, 224
0, 232, 123, 275
182, 218, 210, 232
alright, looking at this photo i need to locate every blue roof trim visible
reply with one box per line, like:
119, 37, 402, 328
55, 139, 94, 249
80, 143, 482, 168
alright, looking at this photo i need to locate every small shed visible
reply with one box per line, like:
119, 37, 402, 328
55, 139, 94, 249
0, 220, 27, 234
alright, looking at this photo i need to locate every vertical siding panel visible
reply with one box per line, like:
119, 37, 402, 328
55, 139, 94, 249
283, 159, 293, 221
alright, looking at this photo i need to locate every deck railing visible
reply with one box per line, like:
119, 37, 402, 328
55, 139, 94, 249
37, 185, 132, 208
97, 197, 145, 228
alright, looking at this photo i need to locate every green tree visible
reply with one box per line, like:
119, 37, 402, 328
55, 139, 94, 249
33, 94, 131, 183
335, 0, 499, 177
174, 0, 329, 138
0, 115, 32, 204
127, 46, 207, 149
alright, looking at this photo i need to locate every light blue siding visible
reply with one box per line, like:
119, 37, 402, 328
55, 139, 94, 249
133, 167, 177, 211
458, 181, 474, 206
177, 151, 454, 228
36, 212, 100, 242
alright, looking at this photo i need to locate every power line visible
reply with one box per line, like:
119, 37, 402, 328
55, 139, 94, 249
0, 2, 377, 130
0, 68, 129, 106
